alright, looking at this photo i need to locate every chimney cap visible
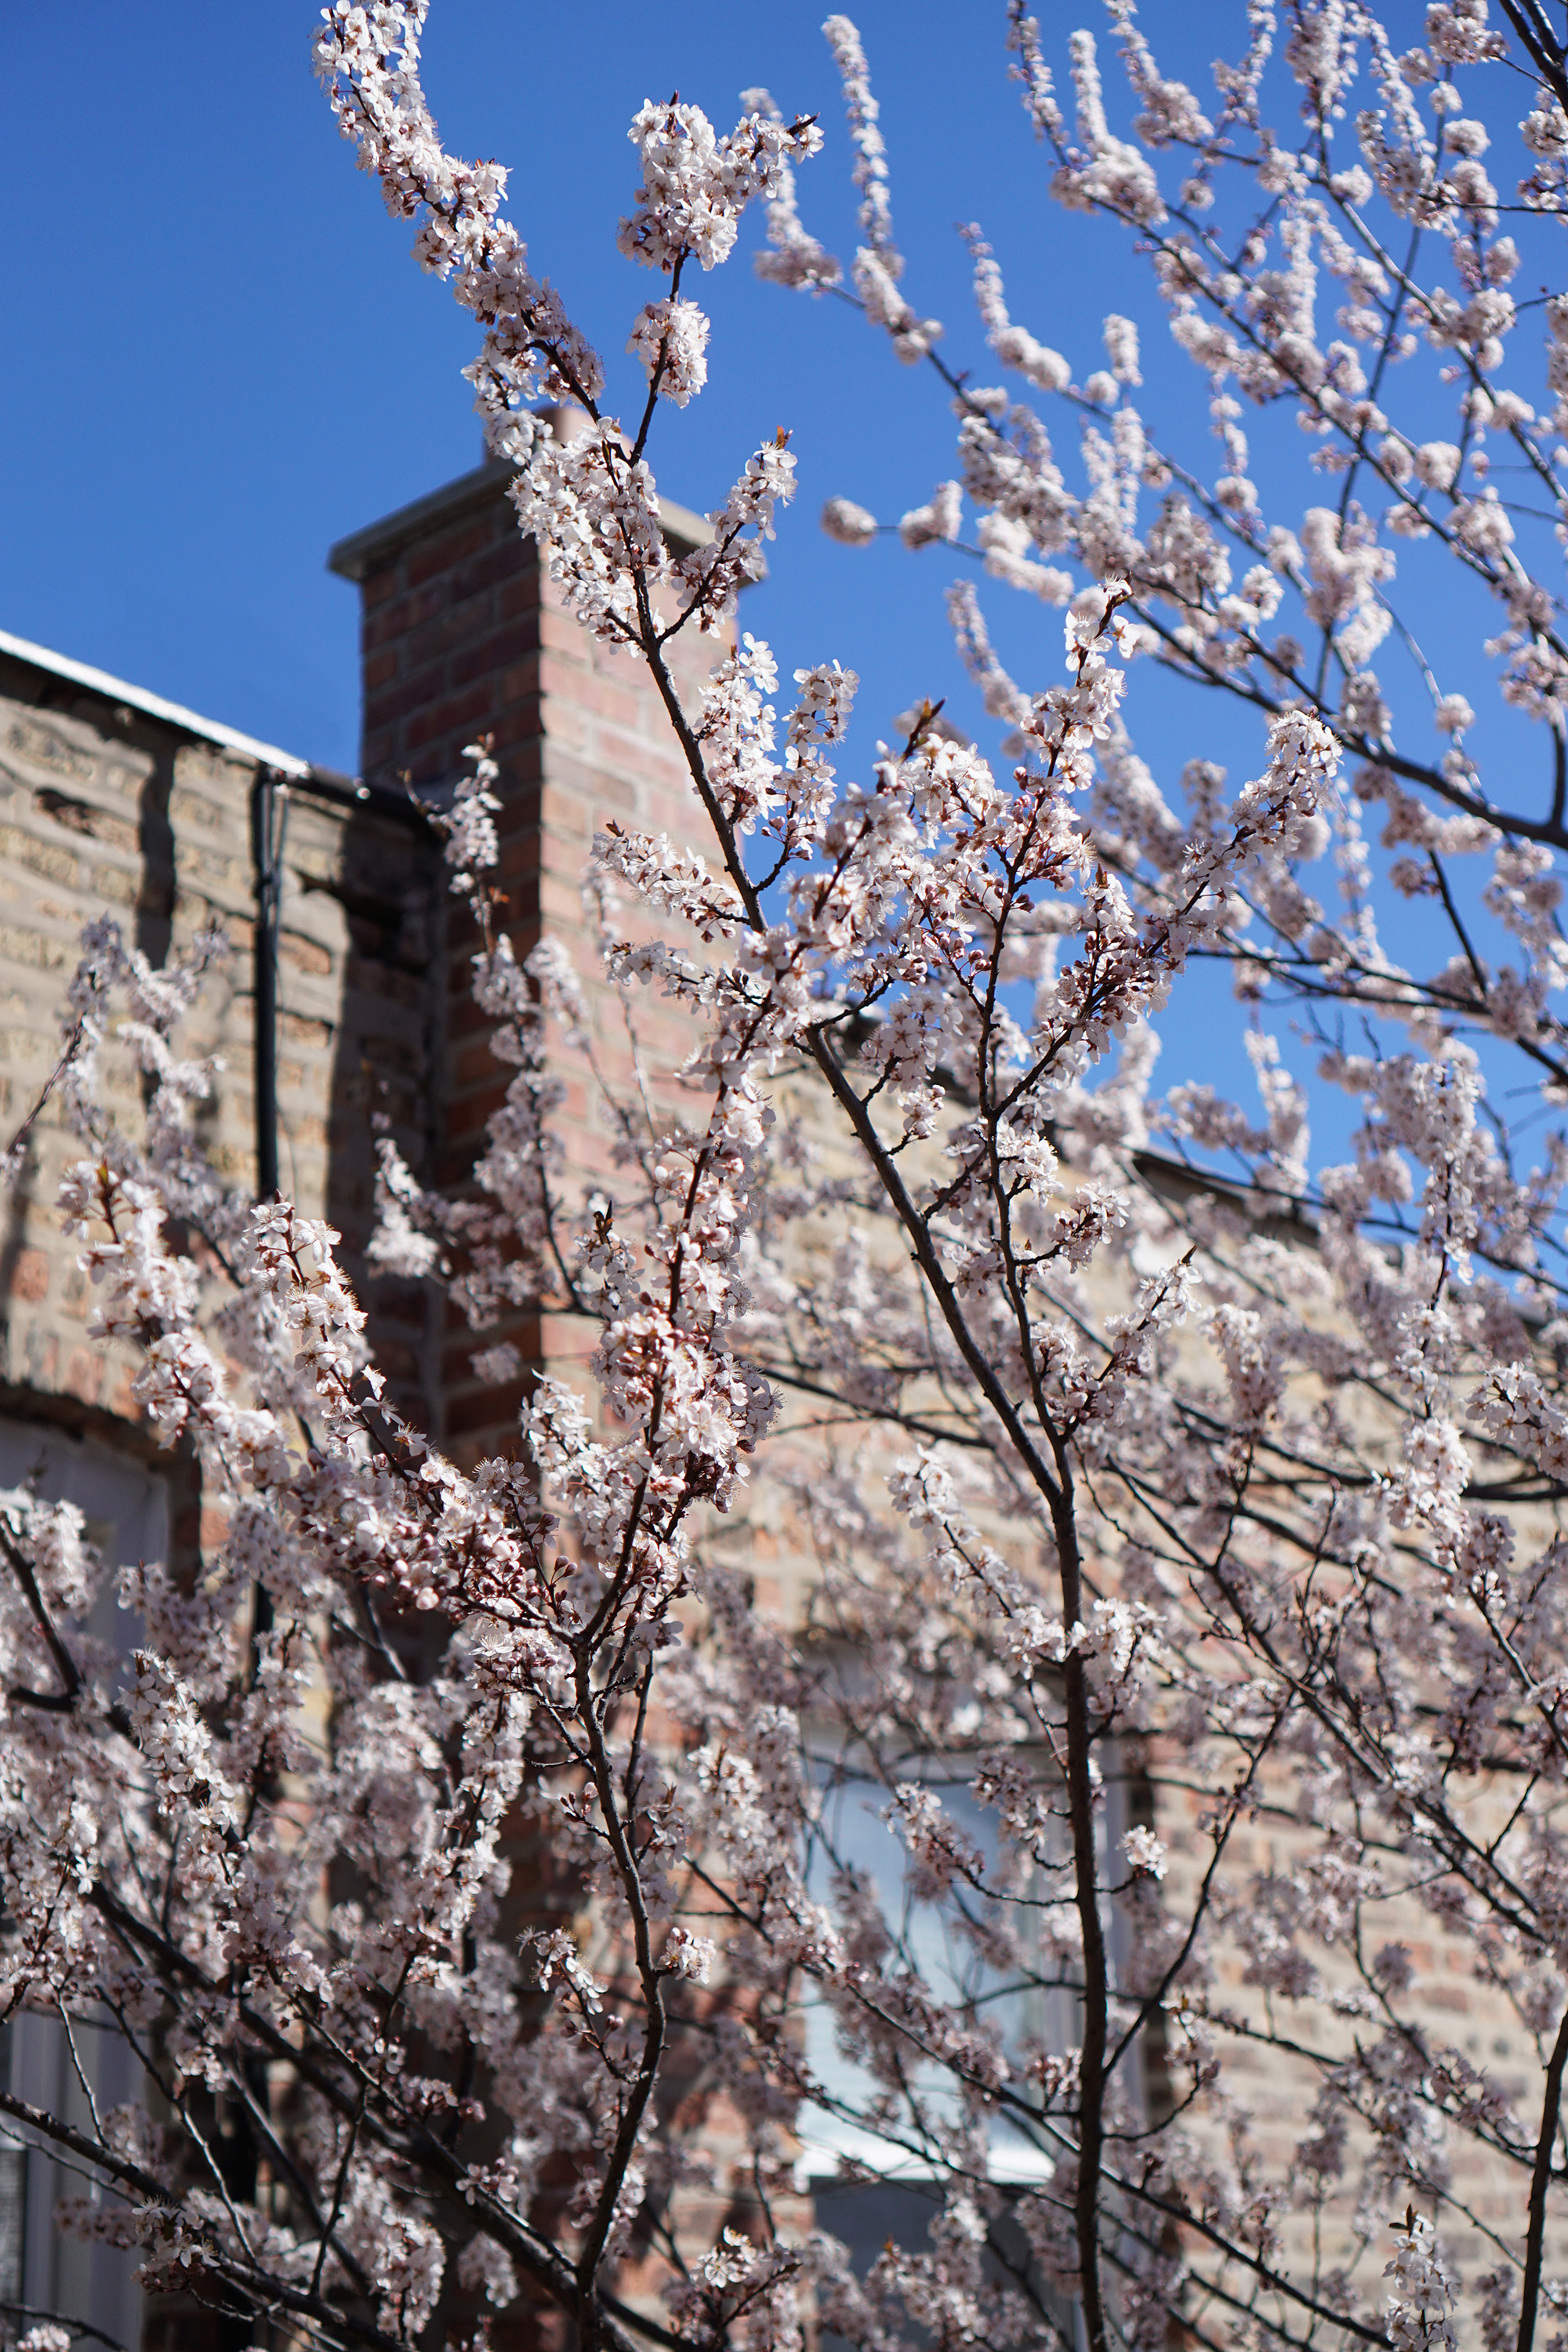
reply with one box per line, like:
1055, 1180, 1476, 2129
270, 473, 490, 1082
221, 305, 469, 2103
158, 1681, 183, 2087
327, 459, 714, 585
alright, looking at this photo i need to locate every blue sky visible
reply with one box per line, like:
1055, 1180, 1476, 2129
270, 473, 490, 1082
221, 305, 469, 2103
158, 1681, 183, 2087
2, 2, 1206, 770
3, 1, 1549, 1185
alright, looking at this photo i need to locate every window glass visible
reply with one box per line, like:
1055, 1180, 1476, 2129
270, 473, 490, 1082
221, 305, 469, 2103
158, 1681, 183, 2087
797, 1751, 1079, 2183
0, 1420, 168, 2352
795, 1728, 1125, 2352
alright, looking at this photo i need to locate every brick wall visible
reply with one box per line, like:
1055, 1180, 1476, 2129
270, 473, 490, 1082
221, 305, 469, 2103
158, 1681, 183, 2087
0, 638, 444, 2352
327, 454, 768, 2350
328, 450, 725, 1463
0, 428, 720, 1485
0, 645, 435, 1541
2, 453, 1558, 2343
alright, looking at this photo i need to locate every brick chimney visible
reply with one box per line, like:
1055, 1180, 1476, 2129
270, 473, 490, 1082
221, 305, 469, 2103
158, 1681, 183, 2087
327, 456, 724, 1462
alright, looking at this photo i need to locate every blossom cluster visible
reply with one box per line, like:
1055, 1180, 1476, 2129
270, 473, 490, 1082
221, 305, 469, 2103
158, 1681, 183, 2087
8, 14, 1568, 2352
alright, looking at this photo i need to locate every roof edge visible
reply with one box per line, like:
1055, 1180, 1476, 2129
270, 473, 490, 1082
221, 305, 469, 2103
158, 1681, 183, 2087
0, 626, 314, 780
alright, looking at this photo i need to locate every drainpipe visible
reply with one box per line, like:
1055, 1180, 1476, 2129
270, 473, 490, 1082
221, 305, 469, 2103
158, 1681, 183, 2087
249, 769, 288, 1201
247, 765, 432, 1200
247, 769, 289, 1660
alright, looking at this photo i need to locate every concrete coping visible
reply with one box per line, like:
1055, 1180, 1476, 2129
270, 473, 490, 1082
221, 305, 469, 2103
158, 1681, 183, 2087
0, 633, 425, 827
326, 459, 715, 586
0, 626, 316, 781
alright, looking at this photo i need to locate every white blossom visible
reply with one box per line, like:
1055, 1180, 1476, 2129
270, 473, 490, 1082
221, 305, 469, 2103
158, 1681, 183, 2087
8, 20, 1568, 2352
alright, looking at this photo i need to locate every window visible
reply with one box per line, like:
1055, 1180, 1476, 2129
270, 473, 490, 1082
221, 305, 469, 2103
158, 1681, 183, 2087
795, 1733, 1125, 2352
0, 1421, 167, 2352
797, 1754, 1077, 2183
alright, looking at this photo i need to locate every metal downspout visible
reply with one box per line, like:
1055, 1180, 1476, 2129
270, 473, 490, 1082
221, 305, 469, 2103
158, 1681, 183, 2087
249, 770, 288, 1202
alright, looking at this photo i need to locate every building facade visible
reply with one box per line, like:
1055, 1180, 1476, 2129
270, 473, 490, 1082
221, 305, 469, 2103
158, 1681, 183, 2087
0, 456, 720, 2352
0, 456, 1544, 2346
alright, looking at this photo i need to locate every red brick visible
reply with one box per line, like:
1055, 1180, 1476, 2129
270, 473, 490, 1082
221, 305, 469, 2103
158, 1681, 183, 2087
359, 563, 404, 610
452, 632, 535, 691
9, 1245, 49, 1302
404, 685, 495, 753
365, 661, 452, 729
449, 543, 531, 602
63, 1346, 103, 1406
334, 462, 731, 1446
405, 516, 494, 589
499, 572, 543, 622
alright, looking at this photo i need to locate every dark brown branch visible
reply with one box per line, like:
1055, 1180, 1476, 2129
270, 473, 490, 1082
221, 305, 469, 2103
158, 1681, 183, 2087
1519, 1998, 1568, 2352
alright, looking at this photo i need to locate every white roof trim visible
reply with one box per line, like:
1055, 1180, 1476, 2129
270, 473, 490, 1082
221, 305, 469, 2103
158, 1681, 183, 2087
791, 2118, 1058, 2191
0, 626, 312, 779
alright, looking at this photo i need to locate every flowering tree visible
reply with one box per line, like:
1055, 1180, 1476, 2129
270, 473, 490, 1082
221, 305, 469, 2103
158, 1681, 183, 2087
9, 5, 1568, 2351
